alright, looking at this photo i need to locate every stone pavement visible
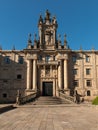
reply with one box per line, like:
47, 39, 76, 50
0, 104, 98, 130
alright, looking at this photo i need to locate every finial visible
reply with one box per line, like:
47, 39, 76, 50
29, 33, 31, 39
64, 34, 67, 42
45, 9, 50, 20
58, 34, 61, 41
28, 33, 32, 43
52, 16, 57, 24
0, 45, 2, 50
80, 45, 82, 50
12, 45, 15, 50
64, 34, 67, 49
39, 14, 43, 23
92, 46, 95, 51
34, 33, 37, 41
64, 34, 67, 39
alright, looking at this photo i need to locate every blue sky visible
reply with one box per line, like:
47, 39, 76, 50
0, 0, 98, 50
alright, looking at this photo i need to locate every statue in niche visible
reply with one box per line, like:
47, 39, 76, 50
45, 68, 50, 76
45, 66, 50, 76
45, 30, 53, 45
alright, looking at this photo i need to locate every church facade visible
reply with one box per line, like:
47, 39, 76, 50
0, 10, 98, 103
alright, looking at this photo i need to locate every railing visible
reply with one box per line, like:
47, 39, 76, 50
16, 91, 40, 105
59, 91, 75, 104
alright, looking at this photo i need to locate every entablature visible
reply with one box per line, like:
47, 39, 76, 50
37, 60, 58, 65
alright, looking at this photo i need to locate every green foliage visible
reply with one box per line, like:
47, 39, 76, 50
92, 96, 98, 105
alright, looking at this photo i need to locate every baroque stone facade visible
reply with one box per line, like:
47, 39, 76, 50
0, 10, 98, 103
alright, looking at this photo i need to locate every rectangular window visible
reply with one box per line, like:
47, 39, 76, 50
3, 80, 8, 83
86, 68, 90, 75
86, 56, 90, 62
73, 80, 79, 87
4, 56, 10, 64
46, 55, 50, 62
17, 74, 22, 79
73, 69, 78, 75
86, 80, 91, 87
18, 56, 24, 64
39, 55, 42, 61
72, 56, 77, 63
3, 93, 7, 98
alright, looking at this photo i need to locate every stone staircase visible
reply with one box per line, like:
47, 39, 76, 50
28, 96, 71, 105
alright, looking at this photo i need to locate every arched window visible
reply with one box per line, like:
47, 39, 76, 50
87, 90, 91, 96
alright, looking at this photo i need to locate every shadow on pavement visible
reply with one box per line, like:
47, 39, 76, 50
0, 105, 17, 114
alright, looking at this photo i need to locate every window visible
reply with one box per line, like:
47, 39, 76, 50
39, 55, 42, 61
86, 69, 90, 75
3, 93, 7, 98
73, 69, 78, 75
72, 56, 77, 63
73, 80, 79, 87
86, 56, 90, 62
18, 56, 24, 64
86, 80, 91, 87
87, 90, 91, 96
17, 74, 22, 79
46, 55, 50, 62
4, 56, 10, 64
3, 80, 8, 83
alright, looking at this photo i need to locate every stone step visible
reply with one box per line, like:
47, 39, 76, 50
27, 96, 71, 105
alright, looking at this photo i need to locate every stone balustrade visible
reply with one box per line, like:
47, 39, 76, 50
16, 92, 37, 105
59, 91, 75, 103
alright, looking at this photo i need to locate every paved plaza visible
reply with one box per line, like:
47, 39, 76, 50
0, 105, 98, 130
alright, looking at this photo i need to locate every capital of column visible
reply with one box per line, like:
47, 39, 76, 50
57, 54, 68, 60
26, 54, 37, 60
63, 54, 68, 60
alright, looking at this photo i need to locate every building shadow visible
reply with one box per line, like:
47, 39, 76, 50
0, 105, 17, 114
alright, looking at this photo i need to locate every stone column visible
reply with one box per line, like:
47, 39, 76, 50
33, 59, 37, 90
27, 60, 32, 90
32, 60, 33, 89
64, 59, 68, 90
58, 60, 62, 90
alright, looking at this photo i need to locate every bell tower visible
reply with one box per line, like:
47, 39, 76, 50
38, 10, 58, 50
